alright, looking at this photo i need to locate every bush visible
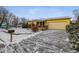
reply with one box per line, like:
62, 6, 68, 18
31, 23, 38, 32
66, 23, 79, 51
22, 23, 29, 28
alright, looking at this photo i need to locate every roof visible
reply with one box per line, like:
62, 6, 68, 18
45, 17, 71, 21
27, 19, 45, 22
27, 17, 71, 22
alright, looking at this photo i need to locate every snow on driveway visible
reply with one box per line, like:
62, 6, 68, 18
18, 30, 76, 53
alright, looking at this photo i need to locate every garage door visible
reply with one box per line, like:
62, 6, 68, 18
48, 22, 67, 30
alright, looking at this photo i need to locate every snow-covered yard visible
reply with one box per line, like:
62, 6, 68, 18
0, 29, 77, 53
0, 28, 42, 44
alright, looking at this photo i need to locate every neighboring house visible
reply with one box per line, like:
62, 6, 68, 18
45, 17, 71, 30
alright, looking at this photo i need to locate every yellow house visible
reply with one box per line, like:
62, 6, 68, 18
32, 20, 37, 25
45, 17, 71, 30
28, 20, 45, 26
27, 20, 38, 28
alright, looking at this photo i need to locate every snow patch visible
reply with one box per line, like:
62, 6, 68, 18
0, 28, 42, 44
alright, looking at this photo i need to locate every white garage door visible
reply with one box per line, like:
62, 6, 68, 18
48, 22, 67, 30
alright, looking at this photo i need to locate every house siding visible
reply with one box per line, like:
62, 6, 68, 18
45, 18, 71, 30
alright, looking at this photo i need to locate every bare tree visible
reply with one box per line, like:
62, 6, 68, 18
73, 9, 79, 22
0, 6, 9, 29
0, 7, 27, 29
7, 13, 15, 26
21, 17, 26, 24
12, 16, 19, 27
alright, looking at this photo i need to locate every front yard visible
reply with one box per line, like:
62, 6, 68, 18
0, 29, 77, 53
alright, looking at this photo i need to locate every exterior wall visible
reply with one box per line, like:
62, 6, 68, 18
26, 18, 71, 30
28, 22, 32, 24
32, 21, 37, 25
48, 22, 67, 30
45, 19, 70, 25
45, 18, 71, 30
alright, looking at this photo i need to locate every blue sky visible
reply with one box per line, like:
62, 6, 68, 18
5, 6, 79, 20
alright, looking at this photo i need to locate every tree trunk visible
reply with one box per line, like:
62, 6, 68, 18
0, 17, 4, 28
